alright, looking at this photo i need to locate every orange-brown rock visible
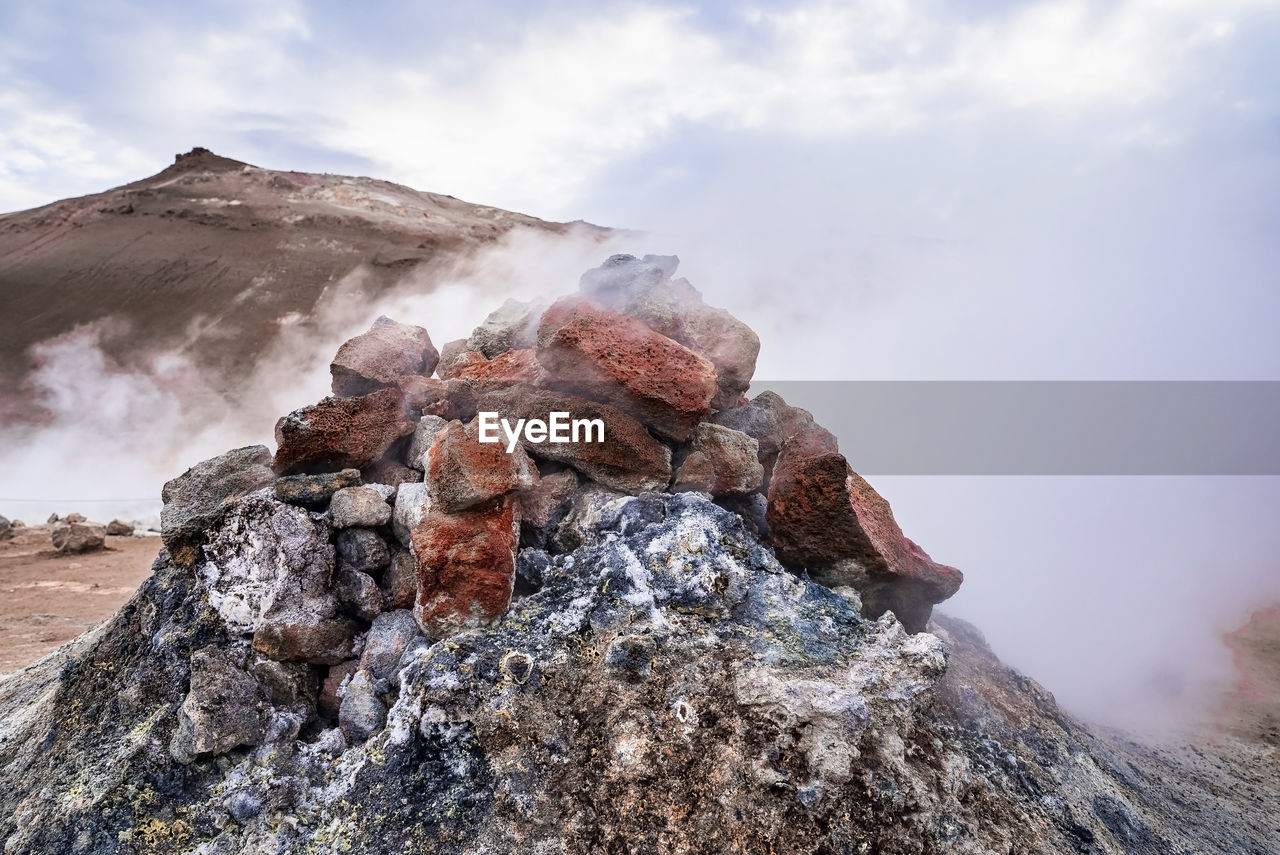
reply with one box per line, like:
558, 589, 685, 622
476, 385, 672, 494
425, 419, 538, 513
536, 298, 716, 441
273, 388, 415, 475
766, 429, 962, 632
330, 316, 438, 397
671, 423, 763, 496
411, 495, 520, 637
450, 348, 547, 390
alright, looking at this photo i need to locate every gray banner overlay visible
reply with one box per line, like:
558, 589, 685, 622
751, 381, 1280, 475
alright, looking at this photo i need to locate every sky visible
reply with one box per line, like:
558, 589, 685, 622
1, 0, 1279, 729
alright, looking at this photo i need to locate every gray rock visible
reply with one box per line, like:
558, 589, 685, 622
328, 486, 392, 528
338, 671, 386, 743
51, 522, 106, 553
405, 414, 449, 471
334, 564, 385, 622
335, 528, 390, 574
0, 514, 12, 541
434, 338, 471, 378
274, 468, 363, 508
169, 647, 266, 763
465, 297, 547, 358
105, 519, 134, 537
392, 481, 431, 549
161, 445, 275, 564
359, 610, 420, 681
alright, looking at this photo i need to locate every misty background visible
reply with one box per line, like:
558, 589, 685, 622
2, 0, 1279, 731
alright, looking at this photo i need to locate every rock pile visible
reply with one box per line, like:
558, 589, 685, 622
146, 253, 962, 750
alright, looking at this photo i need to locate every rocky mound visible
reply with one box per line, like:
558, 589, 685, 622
1, 256, 1275, 854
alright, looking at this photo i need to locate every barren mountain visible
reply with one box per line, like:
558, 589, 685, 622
0, 147, 608, 420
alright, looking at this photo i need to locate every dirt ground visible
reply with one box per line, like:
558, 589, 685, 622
0, 524, 159, 675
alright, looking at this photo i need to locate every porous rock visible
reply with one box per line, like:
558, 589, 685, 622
274, 468, 362, 508
411, 494, 520, 638
273, 388, 415, 475
425, 418, 537, 513
359, 609, 420, 680
161, 444, 274, 564
330, 316, 438, 397
169, 647, 267, 763
466, 297, 546, 358
536, 297, 717, 441
672, 422, 763, 496
405, 414, 449, 470
334, 564, 386, 622
381, 549, 419, 609
338, 671, 386, 744
335, 527, 390, 575
328, 486, 392, 528
476, 385, 672, 494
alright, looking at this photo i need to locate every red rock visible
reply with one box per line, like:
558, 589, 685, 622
672, 423, 763, 496
273, 388, 415, 475
536, 298, 716, 441
252, 615, 359, 665
476, 385, 672, 494
330, 316, 438, 397
319, 659, 359, 718
766, 434, 962, 633
411, 495, 520, 637
425, 419, 538, 513
452, 348, 547, 390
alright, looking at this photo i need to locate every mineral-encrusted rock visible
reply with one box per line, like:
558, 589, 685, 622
425, 418, 537, 513
672, 422, 764, 496
335, 527, 390, 574
105, 518, 134, 536
536, 297, 717, 441
767, 439, 961, 632
319, 659, 359, 718
273, 388, 415, 475
360, 610, 420, 680
169, 647, 267, 763
328, 486, 393, 528
410, 494, 520, 637
330, 316, 438, 397
405, 414, 449, 470
51, 521, 106, 553
161, 444, 274, 563
477, 385, 672, 494
338, 671, 386, 743
381, 549, 419, 609
578, 254, 760, 408
466, 297, 546, 358
274, 468, 362, 508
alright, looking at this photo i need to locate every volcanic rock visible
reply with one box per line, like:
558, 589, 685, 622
437, 348, 489, 380
338, 671, 386, 744
330, 316, 438, 397
335, 528, 390, 575
672, 422, 764, 496
535, 298, 717, 441
319, 660, 358, 719
334, 564, 386, 622
105, 518, 134, 536
578, 254, 760, 408
397, 375, 476, 421
391, 482, 431, 549
434, 338, 472, 378
476, 385, 672, 494
274, 388, 415, 475
274, 468, 363, 508
0, 515, 11, 541
160, 445, 275, 564
63, 512, 86, 523
424, 418, 537, 513
410, 495, 520, 638
169, 647, 267, 763
405, 414, 449, 470
251, 617, 360, 666
51, 521, 106, 553
381, 550, 419, 610
328, 486, 393, 528
466, 297, 547, 358
359, 610, 420, 681
450, 348, 548, 389
767, 439, 961, 632
517, 467, 579, 547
